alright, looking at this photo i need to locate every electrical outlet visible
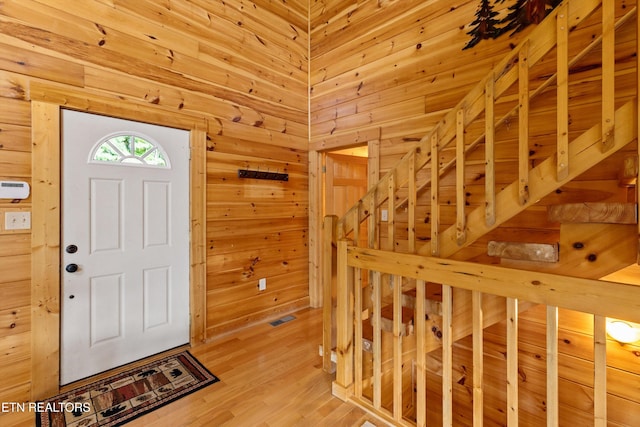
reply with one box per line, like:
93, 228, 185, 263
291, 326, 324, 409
5, 211, 30, 230
258, 278, 267, 291
381, 209, 388, 222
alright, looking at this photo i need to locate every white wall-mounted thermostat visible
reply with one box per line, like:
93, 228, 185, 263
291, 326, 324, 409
0, 181, 30, 199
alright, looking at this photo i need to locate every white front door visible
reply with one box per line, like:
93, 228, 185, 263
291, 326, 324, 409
60, 110, 190, 385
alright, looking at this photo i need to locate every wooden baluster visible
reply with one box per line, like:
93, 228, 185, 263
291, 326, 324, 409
594, 315, 607, 427
368, 139, 380, 190
353, 207, 360, 245
366, 152, 378, 407
367, 139, 380, 253
519, 41, 530, 205
407, 149, 418, 422
408, 150, 417, 253
372, 271, 382, 410
556, 3, 569, 181
442, 284, 453, 427
367, 189, 378, 406
431, 133, 440, 256
322, 215, 338, 374
456, 109, 467, 245
602, 0, 615, 151
334, 239, 354, 400
393, 274, 403, 421
354, 266, 363, 399
416, 279, 427, 427
547, 306, 559, 427
368, 186, 378, 250
485, 73, 496, 227
472, 290, 484, 425
507, 297, 519, 425
337, 214, 346, 241
354, 203, 360, 244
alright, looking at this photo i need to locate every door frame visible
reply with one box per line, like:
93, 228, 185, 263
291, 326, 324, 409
30, 89, 208, 400
307, 141, 379, 308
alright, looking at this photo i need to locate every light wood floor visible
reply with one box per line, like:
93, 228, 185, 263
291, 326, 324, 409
127, 307, 380, 426
8, 307, 381, 426
129, 307, 380, 426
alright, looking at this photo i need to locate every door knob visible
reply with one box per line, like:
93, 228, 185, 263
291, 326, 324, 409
65, 263, 79, 273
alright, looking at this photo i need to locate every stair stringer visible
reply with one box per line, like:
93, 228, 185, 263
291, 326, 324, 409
422, 99, 638, 260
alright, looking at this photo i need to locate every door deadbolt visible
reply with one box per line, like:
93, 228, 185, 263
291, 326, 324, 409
66, 244, 78, 254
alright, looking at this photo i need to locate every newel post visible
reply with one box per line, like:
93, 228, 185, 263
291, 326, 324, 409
332, 239, 354, 401
322, 215, 338, 373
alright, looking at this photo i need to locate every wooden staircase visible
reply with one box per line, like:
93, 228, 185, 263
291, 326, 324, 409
333, 0, 637, 254
323, 0, 640, 425
321, 212, 638, 369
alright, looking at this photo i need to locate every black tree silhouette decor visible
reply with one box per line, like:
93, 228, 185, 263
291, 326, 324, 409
500, 0, 562, 35
464, 0, 502, 50
464, 0, 562, 50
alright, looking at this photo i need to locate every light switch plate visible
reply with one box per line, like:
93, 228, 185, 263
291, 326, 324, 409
5, 211, 31, 230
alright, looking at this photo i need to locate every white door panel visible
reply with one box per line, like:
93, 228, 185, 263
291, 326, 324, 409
90, 274, 124, 345
61, 110, 190, 385
143, 181, 171, 248
143, 267, 171, 329
90, 178, 123, 253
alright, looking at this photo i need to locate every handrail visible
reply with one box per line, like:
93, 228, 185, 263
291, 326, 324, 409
345, 246, 640, 323
334, 243, 640, 425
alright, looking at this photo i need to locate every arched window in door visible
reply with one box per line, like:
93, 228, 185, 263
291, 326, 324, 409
89, 132, 170, 168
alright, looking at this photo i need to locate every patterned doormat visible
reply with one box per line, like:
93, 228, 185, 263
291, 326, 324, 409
36, 351, 219, 427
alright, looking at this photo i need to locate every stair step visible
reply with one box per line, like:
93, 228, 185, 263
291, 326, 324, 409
500, 223, 637, 279
379, 305, 414, 336
619, 156, 637, 187
318, 344, 338, 363
402, 286, 443, 316
488, 241, 559, 263
363, 320, 373, 352
403, 282, 443, 302
319, 342, 373, 360
547, 202, 637, 224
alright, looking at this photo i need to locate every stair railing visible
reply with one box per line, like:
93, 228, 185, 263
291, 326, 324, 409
334, 242, 640, 426
322, 0, 639, 378
335, 0, 633, 256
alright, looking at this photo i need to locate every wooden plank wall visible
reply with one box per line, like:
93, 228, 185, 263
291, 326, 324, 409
0, 0, 308, 408
310, 0, 529, 152
311, 0, 640, 424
